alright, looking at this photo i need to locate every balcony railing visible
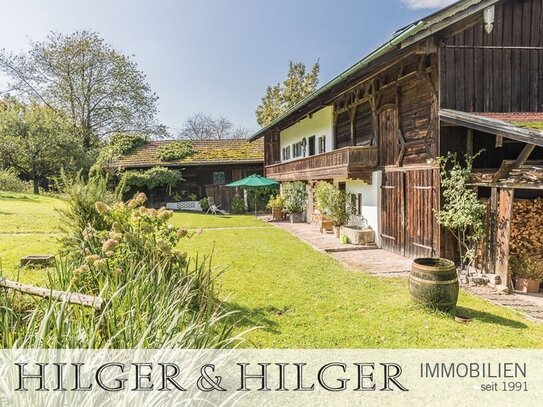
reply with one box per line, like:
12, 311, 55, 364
265, 146, 378, 183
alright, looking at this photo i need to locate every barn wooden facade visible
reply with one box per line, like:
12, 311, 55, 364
251, 0, 543, 288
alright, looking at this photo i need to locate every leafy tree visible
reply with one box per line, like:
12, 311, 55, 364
436, 152, 486, 268
0, 31, 161, 147
179, 112, 251, 140
255, 61, 320, 127
0, 101, 86, 194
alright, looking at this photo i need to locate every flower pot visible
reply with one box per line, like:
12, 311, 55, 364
332, 226, 341, 238
515, 277, 541, 293
289, 212, 304, 223
272, 208, 283, 221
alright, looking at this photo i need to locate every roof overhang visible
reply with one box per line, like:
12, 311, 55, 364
439, 109, 543, 147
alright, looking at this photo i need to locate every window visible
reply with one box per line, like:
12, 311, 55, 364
213, 171, 225, 185
350, 193, 362, 216
318, 136, 326, 153
282, 146, 291, 161
308, 136, 316, 156
292, 142, 303, 158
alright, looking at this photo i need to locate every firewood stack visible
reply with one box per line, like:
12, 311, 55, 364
500, 168, 543, 184
510, 198, 543, 261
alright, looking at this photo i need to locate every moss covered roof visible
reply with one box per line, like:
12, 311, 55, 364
109, 139, 264, 169
475, 112, 543, 130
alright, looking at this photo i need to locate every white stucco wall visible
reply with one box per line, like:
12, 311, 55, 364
279, 106, 333, 161
341, 171, 381, 246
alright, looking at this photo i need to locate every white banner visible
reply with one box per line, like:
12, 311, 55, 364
0, 349, 541, 406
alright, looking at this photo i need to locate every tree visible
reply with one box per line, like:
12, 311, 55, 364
435, 152, 486, 268
255, 61, 320, 127
0, 31, 161, 148
179, 112, 251, 140
0, 100, 85, 194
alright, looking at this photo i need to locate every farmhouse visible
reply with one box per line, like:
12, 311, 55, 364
251, 0, 543, 289
109, 138, 264, 209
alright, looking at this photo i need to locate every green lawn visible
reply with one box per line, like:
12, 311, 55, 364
170, 212, 271, 229
0, 192, 63, 284
1, 192, 543, 348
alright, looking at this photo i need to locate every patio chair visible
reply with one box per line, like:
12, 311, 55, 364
207, 204, 229, 215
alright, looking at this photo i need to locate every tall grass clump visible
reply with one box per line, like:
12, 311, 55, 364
0, 174, 247, 348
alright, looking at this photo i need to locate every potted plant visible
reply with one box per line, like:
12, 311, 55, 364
313, 182, 353, 237
511, 255, 543, 293
313, 181, 335, 233
267, 194, 284, 221
281, 181, 307, 223
327, 189, 353, 237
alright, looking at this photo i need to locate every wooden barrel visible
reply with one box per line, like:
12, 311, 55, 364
409, 258, 459, 312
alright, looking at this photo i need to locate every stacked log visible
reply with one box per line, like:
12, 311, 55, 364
510, 198, 543, 260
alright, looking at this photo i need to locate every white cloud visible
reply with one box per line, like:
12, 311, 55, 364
401, 0, 457, 10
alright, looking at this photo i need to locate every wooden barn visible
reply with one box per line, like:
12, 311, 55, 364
250, 0, 543, 289
108, 139, 264, 209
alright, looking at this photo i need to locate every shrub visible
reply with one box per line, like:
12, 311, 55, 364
246, 185, 278, 212
436, 152, 486, 268
230, 196, 246, 214
56, 170, 125, 253
0, 168, 32, 193
267, 194, 284, 210
0, 180, 245, 349
313, 181, 336, 214
199, 197, 210, 212
123, 167, 183, 190
282, 181, 307, 213
157, 141, 195, 161
511, 255, 543, 281
313, 182, 353, 226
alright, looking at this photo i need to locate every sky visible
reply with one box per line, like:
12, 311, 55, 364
0, 0, 456, 135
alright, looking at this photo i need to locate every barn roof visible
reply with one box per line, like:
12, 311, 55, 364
250, 0, 499, 141
108, 138, 264, 169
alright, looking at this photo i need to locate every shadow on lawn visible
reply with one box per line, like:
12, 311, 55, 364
221, 301, 281, 334
454, 306, 528, 329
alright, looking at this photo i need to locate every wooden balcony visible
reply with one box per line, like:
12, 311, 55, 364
265, 146, 378, 183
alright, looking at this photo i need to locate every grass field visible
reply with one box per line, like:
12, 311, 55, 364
1, 191, 543, 348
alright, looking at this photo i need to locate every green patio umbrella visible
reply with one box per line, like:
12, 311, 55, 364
226, 174, 279, 217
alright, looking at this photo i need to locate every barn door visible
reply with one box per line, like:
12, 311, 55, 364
380, 171, 404, 255
380, 169, 438, 257
377, 105, 399, 166
404, 169, 438, 258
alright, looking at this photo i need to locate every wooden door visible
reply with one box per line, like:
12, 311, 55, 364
404, 169, 438, 258
380, 171, 404, 255
377, 105, 399, 166
380, 169, 438, 257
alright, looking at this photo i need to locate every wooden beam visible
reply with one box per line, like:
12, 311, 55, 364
491, 143, 535, 182
495, 188, 514, 290
488, 187, 497, 274
0, 278, 103, 311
